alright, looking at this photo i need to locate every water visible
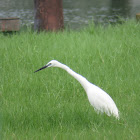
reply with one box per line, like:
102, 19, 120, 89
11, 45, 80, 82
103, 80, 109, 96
0, 0, 140, 29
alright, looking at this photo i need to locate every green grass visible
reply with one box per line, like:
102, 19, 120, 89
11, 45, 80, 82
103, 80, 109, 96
1, 20, 140, 139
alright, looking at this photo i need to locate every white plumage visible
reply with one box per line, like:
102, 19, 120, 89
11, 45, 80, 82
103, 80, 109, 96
35, 60, 119, 119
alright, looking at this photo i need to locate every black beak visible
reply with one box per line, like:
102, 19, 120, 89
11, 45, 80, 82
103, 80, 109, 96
34, 63, 51, 73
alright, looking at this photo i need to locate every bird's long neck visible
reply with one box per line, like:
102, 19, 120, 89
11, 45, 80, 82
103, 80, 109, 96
58, 63, 90, 92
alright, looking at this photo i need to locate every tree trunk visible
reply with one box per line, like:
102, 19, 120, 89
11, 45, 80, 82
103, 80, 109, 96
34, 0, 64, 31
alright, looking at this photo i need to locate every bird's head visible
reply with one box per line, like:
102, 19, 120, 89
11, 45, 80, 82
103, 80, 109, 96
46, 60, 61, 67
34, 60, 61, 73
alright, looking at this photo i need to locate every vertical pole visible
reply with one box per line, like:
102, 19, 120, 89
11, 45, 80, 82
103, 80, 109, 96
136, 13, 140, 22
34, 0, 64, 31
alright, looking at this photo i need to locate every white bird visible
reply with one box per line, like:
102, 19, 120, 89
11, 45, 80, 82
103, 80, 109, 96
34, 60, 119, 119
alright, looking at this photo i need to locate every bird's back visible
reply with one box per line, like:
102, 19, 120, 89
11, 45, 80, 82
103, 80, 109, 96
87, 84, 119, 119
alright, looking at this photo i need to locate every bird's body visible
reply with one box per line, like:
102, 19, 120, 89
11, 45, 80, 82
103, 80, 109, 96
35, 60, 119, 119
87, 84, 119, 117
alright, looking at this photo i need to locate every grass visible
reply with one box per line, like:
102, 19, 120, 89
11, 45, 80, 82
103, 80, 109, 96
0, 20, 140, 139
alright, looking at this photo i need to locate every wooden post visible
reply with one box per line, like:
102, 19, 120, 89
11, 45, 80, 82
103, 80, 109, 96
136, 13, 140, 21
34, 0, 64, 31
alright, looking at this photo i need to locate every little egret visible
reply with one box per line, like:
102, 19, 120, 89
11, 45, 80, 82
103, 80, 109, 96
34, 60, 119, 119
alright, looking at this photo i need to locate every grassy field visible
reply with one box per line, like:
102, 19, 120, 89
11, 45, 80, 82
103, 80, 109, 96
1, 20, 140, 139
